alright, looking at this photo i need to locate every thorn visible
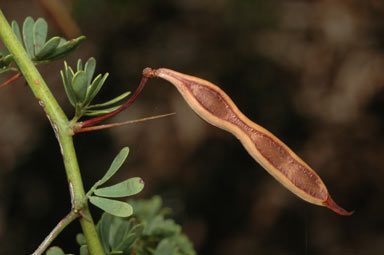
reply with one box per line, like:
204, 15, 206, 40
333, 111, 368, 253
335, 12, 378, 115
0, 72, 22, 89
74, 112, 176, 134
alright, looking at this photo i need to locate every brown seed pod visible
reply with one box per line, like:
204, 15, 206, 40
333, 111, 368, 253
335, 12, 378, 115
143, 67, 353, 216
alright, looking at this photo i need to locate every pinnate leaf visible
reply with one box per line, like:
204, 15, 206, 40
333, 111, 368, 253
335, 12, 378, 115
72, 70, 88, 103
85, 57, 96, 84
33, 18, 48, 55
46, 246, 65, 255
99, 147, 129, 186
90, 196, 133, 217
88, 91, 131, 109
95, 177, 144, 198
84, 105, 120, 116
35, 36, 61, 60
22, 17, 35, 58
11, 20, 22, 44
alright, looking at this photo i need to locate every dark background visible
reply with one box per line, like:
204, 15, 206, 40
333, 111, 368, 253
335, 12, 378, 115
1, 0, 384, 254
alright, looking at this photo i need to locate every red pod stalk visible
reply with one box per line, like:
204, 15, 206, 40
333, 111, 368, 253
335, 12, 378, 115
143, 67, 353, 216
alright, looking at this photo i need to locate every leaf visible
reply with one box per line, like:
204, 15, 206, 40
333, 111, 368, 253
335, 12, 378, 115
109, 251, 123, 254
117, 224, 144, 253
22, 17, 35, 58
76, 233, 87, 246
58, 38, 67, 46
85, 57, 96, 85
171, 235, 196, 255
99, 147, 129, 186
0, 55, 14, 68
46, 246, 65, 255
0, 67, 13, 74
96, 213, 113, 253
95, 177, 144, 198
77, 58, 83, 72
11, 20, 22, 44
88, 91, 131, 109
72, 71, 88, 103
84, 105, 120, 116
79, 245, 89, 255
0, 48, 8, 57
154, 239, 178, 255
109, 217, 130, 249
90, 196, 133, 217
61, 63, 77, 106
35, 37, 61, 60
45, 35, 86, 60
33, 18, 48, 56
85, 72, 109, 105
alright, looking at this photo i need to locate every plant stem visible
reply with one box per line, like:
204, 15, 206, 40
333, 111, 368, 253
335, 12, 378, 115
0, 10, 104, 255
32, 211, 78, 255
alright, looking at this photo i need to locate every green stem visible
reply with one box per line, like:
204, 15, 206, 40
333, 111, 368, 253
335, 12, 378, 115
0, 10, 104, 255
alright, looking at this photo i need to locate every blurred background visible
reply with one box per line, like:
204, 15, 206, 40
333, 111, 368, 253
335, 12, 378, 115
1, 0, 384, 254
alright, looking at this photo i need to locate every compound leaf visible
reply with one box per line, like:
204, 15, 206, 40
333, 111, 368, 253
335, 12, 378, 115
22, 16, 35, 58
94, 177, 144, 198
99, 147, 129, 186
90, 196, 133, 217
33, 18, 48, 55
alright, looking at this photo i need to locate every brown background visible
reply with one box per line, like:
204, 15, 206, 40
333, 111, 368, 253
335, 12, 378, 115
1, 0, 384, 254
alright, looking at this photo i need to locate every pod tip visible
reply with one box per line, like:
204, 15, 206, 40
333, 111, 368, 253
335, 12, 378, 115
143, 67, 157, 78
323, 195, 354, 216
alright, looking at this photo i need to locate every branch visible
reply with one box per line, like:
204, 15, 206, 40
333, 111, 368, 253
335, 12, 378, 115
0, 10, 104, 255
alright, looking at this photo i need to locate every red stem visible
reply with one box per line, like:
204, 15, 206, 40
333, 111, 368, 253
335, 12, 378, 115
79, 75, 148, 128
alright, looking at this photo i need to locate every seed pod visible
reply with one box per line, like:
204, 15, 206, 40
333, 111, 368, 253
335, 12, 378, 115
143, 67, 353, 216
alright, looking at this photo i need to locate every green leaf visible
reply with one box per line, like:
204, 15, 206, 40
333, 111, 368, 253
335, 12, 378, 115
116, 224, 144, 252
11, 20, 22, 44
79, 245, 89, 255
90, 196, 133, 217
33, 18, 48, 56
154, 240, 178, 255
22, 16, 35, 58
46, 246, 65, 255
45, 35, 86, 60
35, 36, 61, 60
109, 251, 123, 254
0, 48, 8, 57
99, 147, 129, 186
61, 63, 77, 106
88, 91, 131, 109
0, 67, 13, 74
85, 72, 109, 105
95, 177, 144, 198
96, 213, 113, 253
76, 233, 87, 246
77, 58, 83, 72
84, 105, 120, 116
58, 38, 67, 46
0, 54, 14, 68
85, 57, 96, 85
171, 235, 196, 255
109, 217, 130, 249
72, 71, 88, 103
